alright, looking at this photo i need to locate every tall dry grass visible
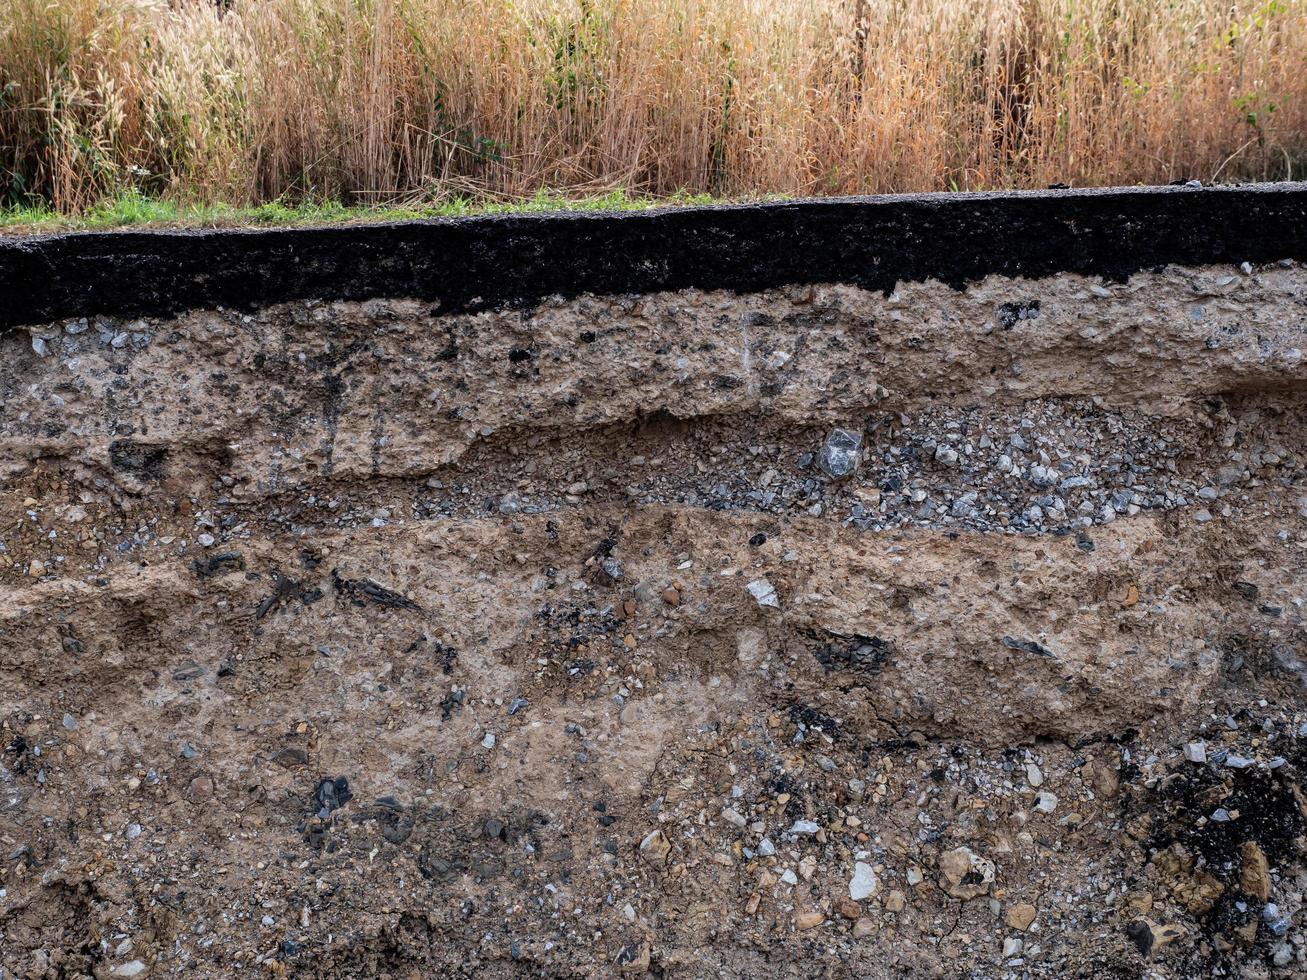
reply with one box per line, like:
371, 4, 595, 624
1, 0, 1304, 212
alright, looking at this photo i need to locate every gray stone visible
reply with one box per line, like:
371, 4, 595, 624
746, 578, 779, 608
818, 428, 863, 479
1263, 903, 1291, 936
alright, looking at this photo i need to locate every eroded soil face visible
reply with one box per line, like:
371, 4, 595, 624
2, 265, 1306, 978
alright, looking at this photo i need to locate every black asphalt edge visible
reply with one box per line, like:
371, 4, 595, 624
3, 183, 1307, 330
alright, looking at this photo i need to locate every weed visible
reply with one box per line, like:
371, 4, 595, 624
0, 0, 1303, 216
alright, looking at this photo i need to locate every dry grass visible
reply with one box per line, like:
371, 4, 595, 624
1, 0, 1304, 213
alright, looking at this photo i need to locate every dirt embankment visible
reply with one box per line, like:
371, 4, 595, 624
2, 191, 1307, 979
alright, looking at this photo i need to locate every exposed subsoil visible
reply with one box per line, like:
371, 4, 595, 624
2, 264, 1306, 978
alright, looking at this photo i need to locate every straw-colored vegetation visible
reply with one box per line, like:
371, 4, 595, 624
1, 0, 1304, 217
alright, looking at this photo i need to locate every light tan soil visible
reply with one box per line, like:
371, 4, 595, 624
2, 265, 1306, 978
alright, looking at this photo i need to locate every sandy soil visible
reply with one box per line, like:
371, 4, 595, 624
2, 265, 1306, 978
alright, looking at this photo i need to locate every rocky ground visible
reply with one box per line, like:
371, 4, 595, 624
1, 264, 1306, 978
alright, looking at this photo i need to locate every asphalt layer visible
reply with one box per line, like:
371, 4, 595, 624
3, 182, 1307, 329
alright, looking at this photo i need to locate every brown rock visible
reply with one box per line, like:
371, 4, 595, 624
1125, 891, 1153, 915
187, 775, 214, 801
1153, 844, 1224, 915
661, 587, 680, 606
794, 911, 824, 930
272, 747, 309, 768
1125, 918, 1187, 959
638, 830, 671, 867
835, 898, 860, 920
851, 917, 877, 938
616, 941, 651, 973
1125, 812, 1150, 839
1092, 764, 1120, 799
1238, 840, 1271, 901
1005, 902, 1036, 931
884, 890, 906, 913
939, 846, 995, 900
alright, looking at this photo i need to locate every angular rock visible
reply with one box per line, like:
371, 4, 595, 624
1005, 902, 1036, 931
794, 911, 824, 930
939, 846, 995, 900
1239, 840, 1271, 901
639, 829, 671, 867
746, 578, 779, 608
849, 861, 878, 901
1125, 919, 1187, 959
818, 428, 863, 479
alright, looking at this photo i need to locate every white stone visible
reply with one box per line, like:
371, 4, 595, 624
746, 578, 779, 608
849, 862, 878, 900
1183, 741, 1207, 763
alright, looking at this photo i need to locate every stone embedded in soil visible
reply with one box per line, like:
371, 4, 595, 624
818, 428, 863, 479
849, 862, 878, 900
1005, 902, 1037, 931
1126, 919, 1188, 959
1239, 841, 1272, 901
638, 830, 671, 867
794, 911, 824, 930
1264, 903, 1292, 936
616, 942, 651, 974
852, 918, 877, 938
313, 776, 353, 817
745, 578, 779, 608
828, 898, 854, 920
939, 847, 995, 900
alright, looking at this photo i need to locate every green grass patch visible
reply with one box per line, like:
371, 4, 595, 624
0, 188, 742, 234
